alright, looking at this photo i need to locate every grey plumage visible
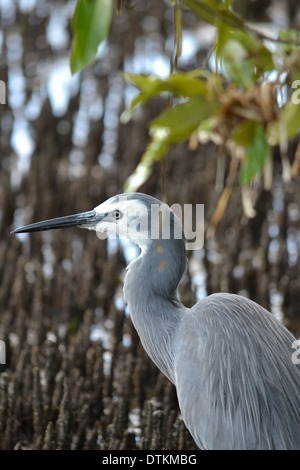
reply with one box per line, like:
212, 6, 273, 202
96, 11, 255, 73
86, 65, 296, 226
12, 192, 300, 449
176, 294, 300, 449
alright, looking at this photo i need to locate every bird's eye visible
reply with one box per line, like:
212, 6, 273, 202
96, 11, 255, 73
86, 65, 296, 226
113, 209, 121, 220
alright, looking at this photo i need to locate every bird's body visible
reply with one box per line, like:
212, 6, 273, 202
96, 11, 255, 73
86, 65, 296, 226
176, 294, 300, 449
12, 192, 300, 449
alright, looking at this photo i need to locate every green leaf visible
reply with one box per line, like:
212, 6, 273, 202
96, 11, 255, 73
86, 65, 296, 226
124, 72, 208, 97
240, 123, 270, 185
278, 28, 299, 54
181, 0, 243, 29
216, 17, 275, 85
125, 96, 219, 192
221, 39, 255, 87
124, 140, 170, 192
252, 45, 274, 76
280, 98, 300, 139
121, 72, 210, 123
70, 0, 113, 74
232, 120, 257, 146
150, 97, 219, 143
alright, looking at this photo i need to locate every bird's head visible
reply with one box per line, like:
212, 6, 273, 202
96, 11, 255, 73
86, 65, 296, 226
12, 193, 184, 252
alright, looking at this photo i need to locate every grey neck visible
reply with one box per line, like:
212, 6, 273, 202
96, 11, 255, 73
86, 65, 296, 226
124, 237, 188, 383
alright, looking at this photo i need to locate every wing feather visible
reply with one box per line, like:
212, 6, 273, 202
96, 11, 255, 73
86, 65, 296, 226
174, 293, 300, 449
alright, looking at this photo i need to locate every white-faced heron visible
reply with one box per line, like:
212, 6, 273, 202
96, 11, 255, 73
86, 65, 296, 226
12, 193, 300, 449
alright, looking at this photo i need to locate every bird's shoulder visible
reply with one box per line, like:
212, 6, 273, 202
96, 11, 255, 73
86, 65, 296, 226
184, 292, 293, 342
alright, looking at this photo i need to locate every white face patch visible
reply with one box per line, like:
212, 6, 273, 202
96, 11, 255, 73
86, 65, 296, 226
93, 196, 150, 249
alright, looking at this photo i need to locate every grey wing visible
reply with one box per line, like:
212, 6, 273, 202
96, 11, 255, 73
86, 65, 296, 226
174, 293, 300, 450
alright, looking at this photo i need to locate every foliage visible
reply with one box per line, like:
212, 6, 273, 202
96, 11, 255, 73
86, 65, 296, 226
70, 0, 300, 226
70, 0, 113, 74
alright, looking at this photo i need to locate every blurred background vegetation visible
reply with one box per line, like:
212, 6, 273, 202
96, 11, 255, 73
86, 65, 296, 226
70, 0, 300, 232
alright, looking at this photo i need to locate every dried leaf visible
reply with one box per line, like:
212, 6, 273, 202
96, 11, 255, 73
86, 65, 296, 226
241, 186, 257, 218
207, 157, 239, 237
259, 82, 277, 122
263, 155, 273, 191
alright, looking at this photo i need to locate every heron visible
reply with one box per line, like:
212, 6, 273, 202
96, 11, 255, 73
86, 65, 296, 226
12, 192, 300, 449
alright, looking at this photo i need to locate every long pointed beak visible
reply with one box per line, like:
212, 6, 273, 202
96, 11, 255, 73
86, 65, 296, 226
11, 210, 107, 234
